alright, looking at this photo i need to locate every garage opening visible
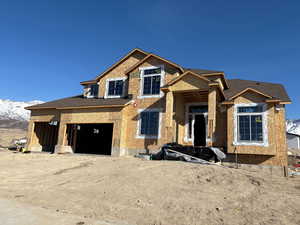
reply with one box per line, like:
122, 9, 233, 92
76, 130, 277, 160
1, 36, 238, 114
34, 122, 59, 153
66, 123, 113, 155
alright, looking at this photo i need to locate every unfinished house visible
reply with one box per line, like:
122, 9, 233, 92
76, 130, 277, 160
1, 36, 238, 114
26, 48, 291, 166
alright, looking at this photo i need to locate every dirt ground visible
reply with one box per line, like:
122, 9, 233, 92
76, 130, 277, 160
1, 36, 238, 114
0, 151, 299, 225
0, 128, 26, 147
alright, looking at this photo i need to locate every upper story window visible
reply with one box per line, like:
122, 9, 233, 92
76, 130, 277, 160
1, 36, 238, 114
105, 77, 126, 98
139, 66, 164, 98
234, 104, 268, 146
90, 84, 99, 97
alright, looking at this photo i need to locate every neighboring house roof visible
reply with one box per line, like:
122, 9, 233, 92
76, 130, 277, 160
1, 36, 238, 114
224, 79, 291, 102
26, 95, 132, 110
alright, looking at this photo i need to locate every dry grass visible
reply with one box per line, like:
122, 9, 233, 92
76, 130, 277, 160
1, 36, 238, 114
0, 128, 27, 147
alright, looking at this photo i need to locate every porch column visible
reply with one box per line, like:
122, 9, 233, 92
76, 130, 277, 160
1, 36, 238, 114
26, 120, 36, 151
208, 86, 217, 146
165, 91, 174, 142
54, 122, 73, 154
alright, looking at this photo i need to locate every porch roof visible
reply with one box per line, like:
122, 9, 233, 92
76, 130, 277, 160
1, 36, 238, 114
224, 79, 291, 103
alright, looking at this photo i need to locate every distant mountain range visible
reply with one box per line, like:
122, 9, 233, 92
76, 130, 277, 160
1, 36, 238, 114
0, 99, 43, 130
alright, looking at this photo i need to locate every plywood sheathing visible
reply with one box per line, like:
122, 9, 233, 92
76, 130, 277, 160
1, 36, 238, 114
226, 91, 288, 166
98, 51, 146, 98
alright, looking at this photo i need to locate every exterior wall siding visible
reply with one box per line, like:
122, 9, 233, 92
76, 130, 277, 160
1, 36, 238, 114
122, 57, 181, 154
226, 91, 288, 166
26, 52, 289, 167
98, 52, 146, 98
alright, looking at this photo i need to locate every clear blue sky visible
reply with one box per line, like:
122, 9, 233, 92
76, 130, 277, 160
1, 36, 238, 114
0, 0, 299, 119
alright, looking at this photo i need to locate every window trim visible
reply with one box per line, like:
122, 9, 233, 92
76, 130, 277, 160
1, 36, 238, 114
184, 103, 211, 144
138, 65, 165, 99
104, 77, 126, 99
136, 108, 162, 139
233, 103, 268, 146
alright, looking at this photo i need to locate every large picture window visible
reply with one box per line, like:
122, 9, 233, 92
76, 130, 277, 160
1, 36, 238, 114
140, 67, 163, 97
236, 105, 264, 143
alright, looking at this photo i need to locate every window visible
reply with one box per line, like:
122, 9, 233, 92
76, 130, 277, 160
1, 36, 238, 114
90, 84, 98, 97
105, 78, 125, 98
140, 66, 163, 97
236, 105, 265, 144
108, 80, 123, 96
137, 109, 161, 138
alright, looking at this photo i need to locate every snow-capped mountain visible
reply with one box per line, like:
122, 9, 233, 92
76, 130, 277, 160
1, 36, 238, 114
286, 119, 300, 136
0, 99, 43, 121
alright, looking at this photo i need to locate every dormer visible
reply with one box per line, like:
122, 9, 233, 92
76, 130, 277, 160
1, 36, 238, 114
80, 80, 99, 98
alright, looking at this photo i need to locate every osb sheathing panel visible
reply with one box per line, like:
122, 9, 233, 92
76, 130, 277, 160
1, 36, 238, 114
227, 91, 288, 166
98, 51, 146, 97
214, 89, 227, 147
174, 94, 186, 145
60, 108, 122, 123
56, 108, 124, 150
27, 109, 61, 150
121, 57, 181, 152
30, 109, 61, 122
128, 57, 180, 98
122, 102, 168, 151
169, 74, 209, 92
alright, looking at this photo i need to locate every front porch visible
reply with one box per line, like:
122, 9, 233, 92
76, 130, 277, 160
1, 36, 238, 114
163, 71, 226, 148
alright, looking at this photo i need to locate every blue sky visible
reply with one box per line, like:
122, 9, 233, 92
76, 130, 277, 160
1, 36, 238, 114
0, 0, 299, 118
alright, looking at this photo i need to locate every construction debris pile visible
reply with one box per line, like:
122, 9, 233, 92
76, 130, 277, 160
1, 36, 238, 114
151, 143, 226, 164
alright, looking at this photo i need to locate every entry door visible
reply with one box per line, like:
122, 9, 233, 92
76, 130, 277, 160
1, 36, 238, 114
193, 114, 206, 146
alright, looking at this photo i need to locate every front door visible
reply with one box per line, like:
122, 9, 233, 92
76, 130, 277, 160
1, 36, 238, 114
193, 114, 206, 146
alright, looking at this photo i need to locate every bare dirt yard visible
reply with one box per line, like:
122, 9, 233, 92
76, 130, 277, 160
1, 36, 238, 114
0, 151, 299, 225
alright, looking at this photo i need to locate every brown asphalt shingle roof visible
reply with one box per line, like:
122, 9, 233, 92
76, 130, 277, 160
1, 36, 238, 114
224, 79, 291, 102
26, 95, 132, 110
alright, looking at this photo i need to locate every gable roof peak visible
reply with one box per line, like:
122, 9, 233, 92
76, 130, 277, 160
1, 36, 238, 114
93, 48, 149, 81
125, 52, 185, 74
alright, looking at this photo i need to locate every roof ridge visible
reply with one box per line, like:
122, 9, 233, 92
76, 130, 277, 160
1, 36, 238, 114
227, 78, 283, 85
